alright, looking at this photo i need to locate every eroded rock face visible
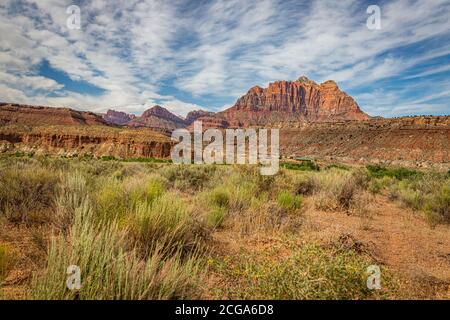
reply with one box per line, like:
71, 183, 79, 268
0, 103, 108, 126
220, 76, 368, 126
280, 116, 450, 169
0, 125, 173, 159
102, 109, 136, 126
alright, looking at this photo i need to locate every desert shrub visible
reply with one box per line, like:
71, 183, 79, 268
125, 175, 166, 206
54, 172, 90, 232
229, 181, 258, 213
208, 187, 230, 208
292, 174, 317, 195
367, 165, 421, 180
32, 200, 202, 300
368, 176, 395, 194
94, 178, 128, 221
124, 157, 171, 164
0, 164, 59, 223
423, 185, 450, 224
212, 244, 374, 299
349, 191, 373, 217
76, 159, 122, 177
255, 175, 276, 193
312, 169, 369, 212
100, 155, 118, 161
162, 165, 216, 191
387, 173, 450, 224
129, 193, 206, 255
277, 191, 302, 211
206, 206, 226, 229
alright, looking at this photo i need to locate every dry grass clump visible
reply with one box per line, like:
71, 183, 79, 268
161, 165, 217, 191
54, 172, 89, 232
129, 193, 207, 256
32, 198, 203, 300
0, 163, 59, 224
309, 168, 371, 214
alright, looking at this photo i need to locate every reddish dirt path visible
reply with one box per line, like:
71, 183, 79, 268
301, 195, 450, 298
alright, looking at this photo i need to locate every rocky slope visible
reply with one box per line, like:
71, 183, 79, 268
218, 76, 368, 126
280, 116, 450, 169
0, 103, 108, 126
0, 125, 173, 159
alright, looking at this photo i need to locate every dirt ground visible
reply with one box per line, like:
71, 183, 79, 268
207, 194, 450, 299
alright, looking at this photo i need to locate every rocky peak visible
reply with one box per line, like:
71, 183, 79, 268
127, 105, 186, 131
221, 75, 369, 125
103, 109, 135, 126
297, 75, 317, 85
185, 109, 215, 125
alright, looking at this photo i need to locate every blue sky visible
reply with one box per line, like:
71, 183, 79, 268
0, 0, 449, 117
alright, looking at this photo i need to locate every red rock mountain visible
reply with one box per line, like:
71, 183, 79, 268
102, 109, 136, 126
127, 105, 187, 131
218, 76, 369, 126
185, 110, 215, 125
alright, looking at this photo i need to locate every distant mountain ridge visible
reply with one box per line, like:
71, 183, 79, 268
102, 76, 369, 129
0, 103, 107, 126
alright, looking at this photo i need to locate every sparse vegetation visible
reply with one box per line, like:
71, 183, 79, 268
211, 243, 377, 299
281, 160, 319, 171
0, 154, 448, 299
367, 165, 421, 180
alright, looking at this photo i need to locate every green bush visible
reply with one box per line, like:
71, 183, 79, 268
367, 165, 421, 180
54, 172, 90, 232
209, 187, 230, 208
94, 178, 128, 221
423, 185, 450, 224
277, 191, 302, 211
207, 206, 226, 229
281, 161, 319, 171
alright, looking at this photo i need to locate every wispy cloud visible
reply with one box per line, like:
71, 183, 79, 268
0, 0, 449, 117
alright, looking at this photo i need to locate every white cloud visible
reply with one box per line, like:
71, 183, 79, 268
0, 0, 449, 116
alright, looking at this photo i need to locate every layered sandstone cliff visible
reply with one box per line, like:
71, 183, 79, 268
0, 125, 173, 159
280, 116, 450, 169
219, 76, 368, 126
